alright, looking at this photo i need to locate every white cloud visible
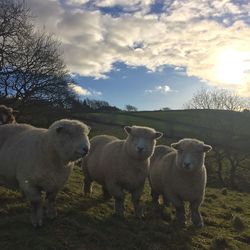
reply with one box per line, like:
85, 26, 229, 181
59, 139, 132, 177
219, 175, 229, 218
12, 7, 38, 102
89, 89, 103, 96
29, 0, 250, 95
145, 85, 173, 94
68, 83, 102, 96
68, 83, 91, 96
66, 0, 89, 5
94, 0, 155, 13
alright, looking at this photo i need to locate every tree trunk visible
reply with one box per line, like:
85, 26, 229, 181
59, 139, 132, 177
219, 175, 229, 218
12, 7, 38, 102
229, 162, 237, 189
217, 160, 225, 186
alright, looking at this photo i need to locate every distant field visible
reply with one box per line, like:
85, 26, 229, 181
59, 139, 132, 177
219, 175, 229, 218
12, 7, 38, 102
71, 109, 250, 151
0, 168, 249, 250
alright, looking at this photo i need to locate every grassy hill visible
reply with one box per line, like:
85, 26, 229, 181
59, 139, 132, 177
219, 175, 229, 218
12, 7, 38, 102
71, 110, 250, 148
1, 108, 249, 249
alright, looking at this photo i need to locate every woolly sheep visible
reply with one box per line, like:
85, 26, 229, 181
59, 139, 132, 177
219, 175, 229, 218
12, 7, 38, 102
0, 119, 90, 227
0, 105, 16, 125
82, 125, 163, 218
149, 138, 212, 227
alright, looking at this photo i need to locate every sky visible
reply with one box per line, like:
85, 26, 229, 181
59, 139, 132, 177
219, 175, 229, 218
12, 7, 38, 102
28, 0, 250, 110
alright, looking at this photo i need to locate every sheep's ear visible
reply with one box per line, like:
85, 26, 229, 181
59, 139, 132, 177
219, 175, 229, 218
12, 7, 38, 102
203, 144, 212, 152
13, 109, 19, 114
7, 107, 13, 113
154, 131, 163, 139
171, 142, 179, 149
124, 126, 132, 134
56, 126, 64, 133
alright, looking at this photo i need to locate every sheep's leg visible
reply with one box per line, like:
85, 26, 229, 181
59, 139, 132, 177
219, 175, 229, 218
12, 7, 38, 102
102, 185, 112, 200
30, 200, 43, 228
175, 204, 186, 225
190, 201, 203, 227
106, 183, 125, 217
171, 197, 186, 225
20, 182, 43, 228
163, 195, 169, 207
131, 185, 144, 219
45, 191, 58, 220
83, 169, 92, 196
151, 189, 160, 210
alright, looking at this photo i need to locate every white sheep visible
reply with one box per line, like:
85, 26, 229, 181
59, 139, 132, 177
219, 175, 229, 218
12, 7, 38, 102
82, 125, 163, 218
149, 138, 212, 227
0, 119, 90, 227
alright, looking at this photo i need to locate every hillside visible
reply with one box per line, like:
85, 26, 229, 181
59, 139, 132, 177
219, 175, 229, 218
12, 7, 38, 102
69, 109, 250, 151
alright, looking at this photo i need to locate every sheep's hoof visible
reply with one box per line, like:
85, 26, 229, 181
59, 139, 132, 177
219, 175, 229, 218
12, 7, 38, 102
193, 221, 204, 228
135, 214, 145, 220
175, 219, 186, 227
153, 206, 162, 215
31, 218, 43, 228
83, 192, 91, 198
113, 213, 125, 220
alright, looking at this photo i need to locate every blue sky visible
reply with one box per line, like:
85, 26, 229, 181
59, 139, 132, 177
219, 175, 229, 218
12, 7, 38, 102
29, 0, 250, 110
74, 63, 204, 110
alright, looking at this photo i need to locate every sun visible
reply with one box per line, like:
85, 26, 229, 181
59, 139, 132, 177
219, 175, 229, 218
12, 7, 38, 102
214, 48, 248, 86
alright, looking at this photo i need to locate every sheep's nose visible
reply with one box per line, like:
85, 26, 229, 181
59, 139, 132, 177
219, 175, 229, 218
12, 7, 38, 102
183, 162, 191, 168
137, 146, 144, 153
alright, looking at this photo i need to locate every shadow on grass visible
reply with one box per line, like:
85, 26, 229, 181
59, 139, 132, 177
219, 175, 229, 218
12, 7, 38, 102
0, 192, 198, 250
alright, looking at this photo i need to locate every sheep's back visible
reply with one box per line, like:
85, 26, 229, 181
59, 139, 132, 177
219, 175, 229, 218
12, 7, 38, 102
150, 150, 176, 194
0, 124, 46, 188
85, 135, 119, 184
151, 145, 173, 166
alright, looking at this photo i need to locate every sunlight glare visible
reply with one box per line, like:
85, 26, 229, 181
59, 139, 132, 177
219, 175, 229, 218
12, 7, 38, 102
214, 49, 248, 85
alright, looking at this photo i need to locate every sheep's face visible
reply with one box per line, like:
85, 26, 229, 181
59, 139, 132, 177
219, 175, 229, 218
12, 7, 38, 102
171, 139, 212, 172
0, 105, 15, 125
50, 120, 90, 163
124, 126, 163, 160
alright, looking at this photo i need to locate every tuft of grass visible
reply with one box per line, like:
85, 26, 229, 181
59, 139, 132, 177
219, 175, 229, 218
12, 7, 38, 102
221, 188, 228, 195
232, 215, 245, 231
210, 236, 231, 250
231, 206, 244, 213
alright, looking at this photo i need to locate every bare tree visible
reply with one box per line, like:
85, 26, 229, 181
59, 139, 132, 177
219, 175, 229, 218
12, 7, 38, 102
125, 104, 138, 112
0, 0, 71, 107
199, 106, 249, 189
184, 87, 249, 111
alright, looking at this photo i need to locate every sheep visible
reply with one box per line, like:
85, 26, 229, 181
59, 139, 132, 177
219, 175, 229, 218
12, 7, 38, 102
149, 138, 212, 227
0, 119, 90, 227
0, 105, 16, 125
82, 125, 163, 218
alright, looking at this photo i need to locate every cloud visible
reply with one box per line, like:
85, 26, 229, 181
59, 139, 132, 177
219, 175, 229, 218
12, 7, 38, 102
94, 0, 155, 13
68, 83, 102, 96
66, 0, 89, 5
29, 0, 250, 95
145, 85, 173, 94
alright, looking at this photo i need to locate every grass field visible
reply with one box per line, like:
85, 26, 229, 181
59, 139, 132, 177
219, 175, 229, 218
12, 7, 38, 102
1, 109, 250, 249
71, 109, 250, 150
0, 168, 249, 250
